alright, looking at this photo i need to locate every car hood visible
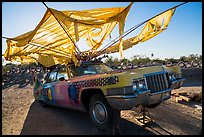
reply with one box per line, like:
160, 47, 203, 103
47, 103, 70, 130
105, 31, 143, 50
68, 66, 165, 86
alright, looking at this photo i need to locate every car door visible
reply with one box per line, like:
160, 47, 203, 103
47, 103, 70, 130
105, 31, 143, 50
42, 71, 58, 106
54, 67, 70, 108
43, 67, 80, 109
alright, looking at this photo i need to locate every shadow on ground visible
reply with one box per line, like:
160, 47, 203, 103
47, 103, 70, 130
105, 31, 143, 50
2, 72, 44, 90
181, 68, 202, 87
20, 101, 155, 135
147, 102, 202, 135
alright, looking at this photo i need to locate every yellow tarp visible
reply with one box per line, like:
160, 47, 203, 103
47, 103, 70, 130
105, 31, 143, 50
101, 8, 176, 55
4, 3, 133, 67
3, 3, 176, 67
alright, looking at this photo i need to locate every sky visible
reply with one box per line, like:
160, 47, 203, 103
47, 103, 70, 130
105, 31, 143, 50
2, 2, 202, 61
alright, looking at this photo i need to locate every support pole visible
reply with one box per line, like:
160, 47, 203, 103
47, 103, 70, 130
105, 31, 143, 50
133, 106, 153, 127
2, 36, 10, 39
93, 2, 188, 59
42, 2, 81, 55
142, 106, 146, 123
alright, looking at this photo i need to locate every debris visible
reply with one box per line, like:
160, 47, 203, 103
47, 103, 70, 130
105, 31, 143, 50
179, 95, 191, 102
194, 105, 202, 110
133, 106, 153, 126
176, 97, 183, 103
171, 90, 187, 97
172, 90, 202, 103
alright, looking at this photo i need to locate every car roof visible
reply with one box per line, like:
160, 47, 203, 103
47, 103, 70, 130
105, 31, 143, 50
49, 60, 104, 72
67, 60, 104, 66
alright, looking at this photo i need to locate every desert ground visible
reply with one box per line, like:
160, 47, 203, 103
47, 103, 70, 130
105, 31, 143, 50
2, 68, 202, 135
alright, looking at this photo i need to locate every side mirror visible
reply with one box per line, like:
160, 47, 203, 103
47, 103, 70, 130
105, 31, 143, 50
59, 77, 65, 81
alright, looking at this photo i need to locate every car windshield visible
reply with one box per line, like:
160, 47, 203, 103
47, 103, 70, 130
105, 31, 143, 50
69, 63, 113, 77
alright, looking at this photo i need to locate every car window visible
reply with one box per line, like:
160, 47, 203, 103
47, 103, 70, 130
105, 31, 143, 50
47, 71, 57, 83
57, 67, 69, 81
69, 63, 113, 77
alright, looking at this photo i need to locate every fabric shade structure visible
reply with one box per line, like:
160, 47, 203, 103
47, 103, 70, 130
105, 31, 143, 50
4, 2, 133, 67
99, 8, 176, 55
3, 2, 184, 67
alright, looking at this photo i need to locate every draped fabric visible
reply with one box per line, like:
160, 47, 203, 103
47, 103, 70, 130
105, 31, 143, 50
4, 3, 133, 67
101, 8, 176, 55
3, 3, 176, 67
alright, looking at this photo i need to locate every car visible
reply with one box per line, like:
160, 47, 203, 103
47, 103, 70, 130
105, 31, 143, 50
33, 60, 185, 132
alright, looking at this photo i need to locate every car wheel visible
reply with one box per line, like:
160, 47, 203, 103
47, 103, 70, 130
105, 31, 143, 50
89, 94, 120, 133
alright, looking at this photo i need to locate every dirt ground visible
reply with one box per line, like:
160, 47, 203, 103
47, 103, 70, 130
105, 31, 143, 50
2, 68, 202, 135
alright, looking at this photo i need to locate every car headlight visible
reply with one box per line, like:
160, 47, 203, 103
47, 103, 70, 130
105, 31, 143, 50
133, 78, 148, 92
168, 73, 177, 81
138, 81, 146, 89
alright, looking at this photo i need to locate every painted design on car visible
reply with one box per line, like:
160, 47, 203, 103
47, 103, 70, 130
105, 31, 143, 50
33, 61, 185, 132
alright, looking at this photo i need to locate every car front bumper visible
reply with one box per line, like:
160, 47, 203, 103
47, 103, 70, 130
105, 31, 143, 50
106, 78, 185, 110
106, 90, 150, 110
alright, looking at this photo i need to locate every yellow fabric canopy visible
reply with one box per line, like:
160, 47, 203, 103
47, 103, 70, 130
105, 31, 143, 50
3, 3, 177, 67
101, 8, 176, 55
4, 3, 133, 67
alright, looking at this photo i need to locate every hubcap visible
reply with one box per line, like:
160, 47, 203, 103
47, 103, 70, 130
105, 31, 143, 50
92, 101, 108, 124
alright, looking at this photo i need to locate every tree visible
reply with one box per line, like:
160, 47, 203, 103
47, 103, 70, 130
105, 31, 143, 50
179, 56, 186, 62
104, 56, 114, 66
112, 57, 120, 66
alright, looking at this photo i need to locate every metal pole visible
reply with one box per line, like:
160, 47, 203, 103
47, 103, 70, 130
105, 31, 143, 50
93, 2, 188, 59
2, 36, 10, 39
42, 2, 81, 55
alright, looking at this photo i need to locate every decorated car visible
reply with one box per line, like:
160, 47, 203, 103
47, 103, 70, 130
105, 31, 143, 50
33, 60, 184, 131
3, 2, 187, 133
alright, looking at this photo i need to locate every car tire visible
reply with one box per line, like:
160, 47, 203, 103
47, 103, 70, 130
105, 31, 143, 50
191, 60, 199, 68
89, 94, 120, 133
145, 103, 161, 108
185, 62, 191, 68
38, 100, 48, 107
177, 61, 185, 68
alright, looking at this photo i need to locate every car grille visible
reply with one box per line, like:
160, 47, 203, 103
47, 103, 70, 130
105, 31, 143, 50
145, 72, 169, 93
